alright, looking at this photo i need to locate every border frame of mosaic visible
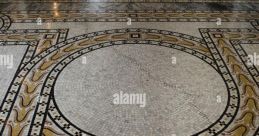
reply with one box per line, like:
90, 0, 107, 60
0, 29, 69, 68
0, 13, 11, 31
230, 41, 259, 136
0, 28, 69, 135
199, 28, 259, 135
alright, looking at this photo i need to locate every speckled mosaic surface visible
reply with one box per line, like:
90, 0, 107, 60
0, 1, 259, 136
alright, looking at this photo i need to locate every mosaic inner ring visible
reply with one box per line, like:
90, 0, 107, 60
0, 29, 239, 136
48, 42, 224, 136
46, 40, 237, 135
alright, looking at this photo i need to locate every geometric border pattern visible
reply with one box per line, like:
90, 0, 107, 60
0, 13, 11, 30
200, 28, 259, 136
1, 10, 259, 23
0, 28, 69, 135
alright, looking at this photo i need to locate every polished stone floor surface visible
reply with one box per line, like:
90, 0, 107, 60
0, 1, 259, 136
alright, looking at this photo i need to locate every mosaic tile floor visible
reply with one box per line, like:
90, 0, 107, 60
0, 1, 259, 136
